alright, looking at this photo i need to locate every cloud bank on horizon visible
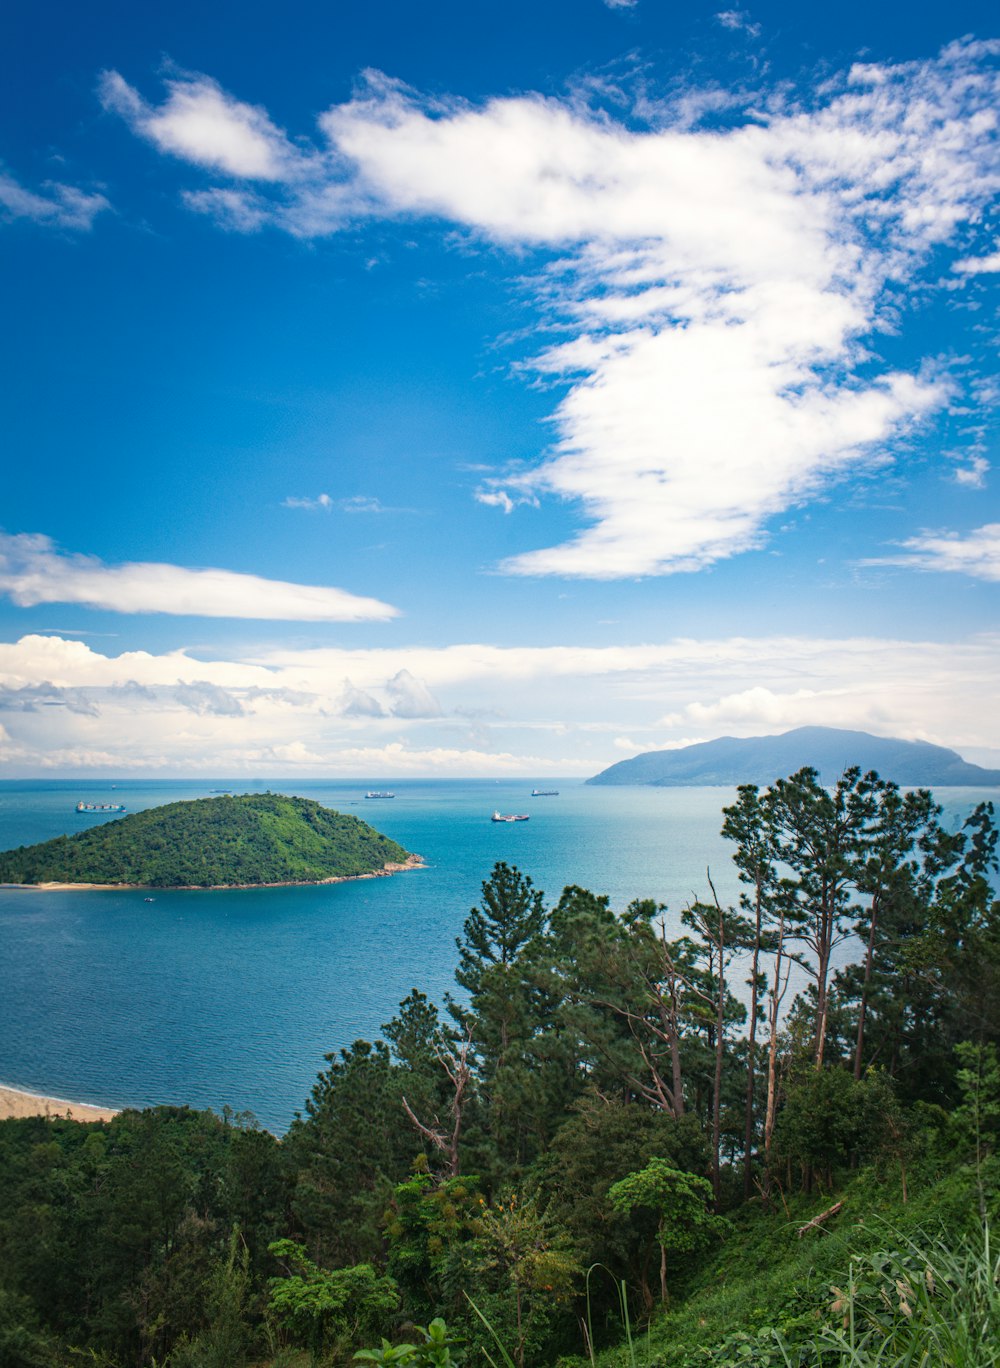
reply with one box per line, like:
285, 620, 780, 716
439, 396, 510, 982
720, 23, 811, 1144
2, 628, 999, 775
100, 42, 1000, 580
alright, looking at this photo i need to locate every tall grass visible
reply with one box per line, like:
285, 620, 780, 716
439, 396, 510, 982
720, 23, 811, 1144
773, 1220, 1000, 1367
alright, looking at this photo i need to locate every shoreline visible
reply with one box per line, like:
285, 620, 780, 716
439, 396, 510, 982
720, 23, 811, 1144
0, 1083, 119, 1124
1, 853, 427, 892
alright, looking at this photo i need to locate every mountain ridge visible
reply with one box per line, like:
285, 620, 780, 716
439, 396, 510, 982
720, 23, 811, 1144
587, 725, 1000, 788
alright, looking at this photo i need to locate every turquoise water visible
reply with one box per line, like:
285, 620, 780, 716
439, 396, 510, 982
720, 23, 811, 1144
0, 779, 995, 1131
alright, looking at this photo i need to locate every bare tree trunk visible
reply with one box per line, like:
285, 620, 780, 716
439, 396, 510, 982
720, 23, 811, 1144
401, 1028, 473, 1177
743, 878, 763, 1197
853, 895, 880, 1080
763, 914, 789, 1205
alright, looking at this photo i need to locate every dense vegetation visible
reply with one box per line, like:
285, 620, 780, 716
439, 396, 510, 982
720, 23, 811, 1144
0, 793, 413, 887
1, 765, 998, 1367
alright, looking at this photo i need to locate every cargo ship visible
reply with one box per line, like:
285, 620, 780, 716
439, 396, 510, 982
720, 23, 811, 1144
76, 801, 126, 813
492, 811, 529, 822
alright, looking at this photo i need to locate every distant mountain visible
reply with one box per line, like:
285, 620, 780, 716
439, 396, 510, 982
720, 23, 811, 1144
0, 792, 416, 888
587, 726, 1000, 788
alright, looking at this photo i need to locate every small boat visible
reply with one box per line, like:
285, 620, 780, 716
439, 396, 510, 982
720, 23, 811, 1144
143, 897, 155, 903
531, 790, 559, 797
365, 791, 395, 799
492, 811, 530, 823
76, 801, 126, 813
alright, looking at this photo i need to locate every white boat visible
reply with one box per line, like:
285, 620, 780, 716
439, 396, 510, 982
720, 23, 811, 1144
492, 810, 529, 822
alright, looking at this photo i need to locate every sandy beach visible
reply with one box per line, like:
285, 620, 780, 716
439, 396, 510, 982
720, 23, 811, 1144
0, 1084, 118, 1123
3, 853, 426, 892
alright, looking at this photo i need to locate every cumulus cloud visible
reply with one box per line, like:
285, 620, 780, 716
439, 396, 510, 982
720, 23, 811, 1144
339, 681, 387, 717
385, 669, 444, 718
0, 531, 399, 621
0, 167, 109, 230
953, 243, 1000, 274
174, 681, 246, 717
105, 45, 1000, 578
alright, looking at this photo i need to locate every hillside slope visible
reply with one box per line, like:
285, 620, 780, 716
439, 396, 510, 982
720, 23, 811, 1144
588, 725, 1000, 787
0, 792, 415, 887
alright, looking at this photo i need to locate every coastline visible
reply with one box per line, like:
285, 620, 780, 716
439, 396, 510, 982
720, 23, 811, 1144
1, 853, 427, 892
0, 1083, 119, 1124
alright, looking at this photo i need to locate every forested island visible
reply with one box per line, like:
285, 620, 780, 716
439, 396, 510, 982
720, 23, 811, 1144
0, 793, 416, 888
0, 765, 998, 1366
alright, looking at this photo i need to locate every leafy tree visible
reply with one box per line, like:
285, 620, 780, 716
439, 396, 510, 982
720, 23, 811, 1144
289, 1040, 418, 1267
450, 864, 548, 1171
383, 1165, 483, 1325
267, 1239, 398, 1362
608, 1160, 726, 1306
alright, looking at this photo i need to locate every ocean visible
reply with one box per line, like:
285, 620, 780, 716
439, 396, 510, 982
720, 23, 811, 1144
0, 777, 995, 1132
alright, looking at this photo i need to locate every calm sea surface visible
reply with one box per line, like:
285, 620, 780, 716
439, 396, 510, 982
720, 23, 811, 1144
0, 778, 996, 1131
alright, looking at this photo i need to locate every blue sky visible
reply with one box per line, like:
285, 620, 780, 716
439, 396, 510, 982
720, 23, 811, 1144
1, 0, 998, 777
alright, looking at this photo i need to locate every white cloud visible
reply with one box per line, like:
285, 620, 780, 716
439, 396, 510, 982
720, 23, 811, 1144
174, 681, 247, 717
98, 70, 306, 181
953, 243, 1000, 274
282, 493, 334, 511
715, 10, 762, 38
0, 168, 109, 230
107, 45, 1000, 579
873, 523, 1000, 581
0, 531, 399, 622
339, 681, 387, 717
1, 630, 999, 775
386, 669, 443, 718
953, 456, 990, 489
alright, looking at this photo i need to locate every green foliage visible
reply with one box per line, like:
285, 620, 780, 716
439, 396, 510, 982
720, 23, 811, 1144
608, 1161, 726, 1304
2, 770, 999, 1368
267, 1240, 398, 1361
383, 1166, 484, 1321
0, 792, 411, 887
355, 1316, 465, 1366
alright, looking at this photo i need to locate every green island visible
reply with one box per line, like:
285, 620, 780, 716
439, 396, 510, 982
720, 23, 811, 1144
0, 792, 416, 888
1, 766, 998, 1367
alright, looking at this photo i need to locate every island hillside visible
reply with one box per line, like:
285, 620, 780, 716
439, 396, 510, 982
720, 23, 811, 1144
588, 724, 1000, 787
0, 792, 415, 888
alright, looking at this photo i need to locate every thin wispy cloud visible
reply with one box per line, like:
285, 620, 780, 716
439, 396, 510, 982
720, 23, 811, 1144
282, 493, 334, 511
871, 524, 1000, 581
0, 167, 109, 230
0, 532, 399, 622
715, 9, 762, 38
103, 43, 1000, 581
